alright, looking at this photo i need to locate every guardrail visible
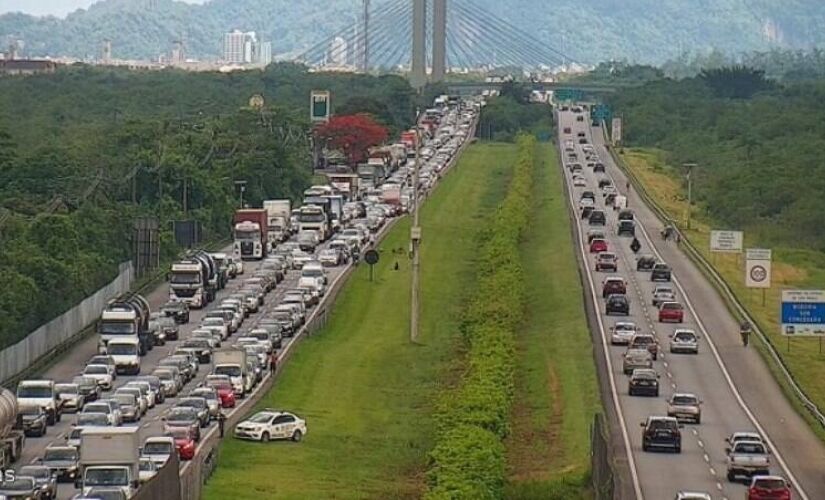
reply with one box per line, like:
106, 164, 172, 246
602, 125, 825, 430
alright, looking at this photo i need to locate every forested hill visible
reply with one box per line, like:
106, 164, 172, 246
3, 0, 825, 64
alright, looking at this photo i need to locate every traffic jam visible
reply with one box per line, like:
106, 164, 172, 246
557, 106, 794, 500
0, 97, 479, 500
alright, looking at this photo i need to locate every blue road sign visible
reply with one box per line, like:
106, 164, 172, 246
781, 290, 825, 336
590, 103, 612, 123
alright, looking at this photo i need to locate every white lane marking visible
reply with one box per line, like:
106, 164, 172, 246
709, 467, 716, 475
559, 118, 644, 500
716, 482, 723, 491
703, 453, 710, 463
597, 129, 810, 500
698, 440, 704, 448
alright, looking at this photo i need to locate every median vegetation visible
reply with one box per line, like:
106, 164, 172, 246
425, 135, 535, 499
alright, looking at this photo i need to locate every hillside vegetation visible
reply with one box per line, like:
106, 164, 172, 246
0, 63, 414, 349
3, 0, 825, 63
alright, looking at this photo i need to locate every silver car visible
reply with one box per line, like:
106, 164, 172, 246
670, 329, 699, 354
622, 348, 653, 375
667, 393, 702, 424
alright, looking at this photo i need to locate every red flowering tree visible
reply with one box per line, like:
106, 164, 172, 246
314, 113, 389, 166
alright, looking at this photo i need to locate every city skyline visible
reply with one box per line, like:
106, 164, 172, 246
0, 0, 206, 18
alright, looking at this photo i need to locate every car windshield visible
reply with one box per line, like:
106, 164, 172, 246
633, 337, 654, 345
19, 406, 42, 416
84, 404, 110, 414
77, 414, 108, 425
56, 384, 79, 394
208, 381, 232, 391
672, 396, 697, 405
85, 468, 129, 486
675, 332, 695, 341
177, 399, 203, 408
98, 321, 135, 335
85, 365, 108, 374
203, 318, 223, 326
139, 460, 155, 471
214, 365, 241, 377
45, 448, 78, 461
108, 343, 137, 355
170, 272, 201, 285
247, 412, 274, 424
753, 479, 786, 490
167, 408, 196, 420
143, 442, 173, 455
735, 442, 766, 454
167, 428, 191, 439
663, 303, 682, 310
17, 386, 52, 398
649, 419, 677, 431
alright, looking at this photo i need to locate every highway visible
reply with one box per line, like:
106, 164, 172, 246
557, 109, 825, 499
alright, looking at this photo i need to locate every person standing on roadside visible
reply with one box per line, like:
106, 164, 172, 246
218, 412, 226, 437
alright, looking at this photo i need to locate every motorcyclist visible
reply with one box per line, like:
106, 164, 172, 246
630, 237, 641, 253
740, 321, 752, 347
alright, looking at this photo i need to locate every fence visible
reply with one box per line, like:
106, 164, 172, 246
0, 262, 134, 385
590, 413, 614, 499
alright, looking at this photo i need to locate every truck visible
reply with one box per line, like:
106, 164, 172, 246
380, 186, 401, 207
77, 427, 141, 498
16, 380, 62, 426
326, 173, 360, 201
212, 349, 250, 398
233, 209, 268, 260
106, 337, 141, 375
321, 194, 345, 232
169, 251, 219, 309
263, 200, 292, 250
726, 439, 770, 481
0, 388, 25, 469
98, 293, 152, 356
357, 164, 386, 187
298, 206, 330, 242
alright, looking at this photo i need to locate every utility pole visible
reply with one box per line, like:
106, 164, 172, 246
410, 107, 423, 343
235, 180, 247, 208
683, 163, 696, 230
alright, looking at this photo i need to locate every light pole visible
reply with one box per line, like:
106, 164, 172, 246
410, 107, 423, 343
234, 180, 247, 209
683, 163, 697, 230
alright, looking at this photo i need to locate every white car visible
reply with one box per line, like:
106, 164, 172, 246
579, 197, 595, 209
140, 437, 175, 467
610, 321, 639, 345
573, 177, 587, 187
234, 410, 307, 442
670, 329, 700, 354
82, 364, 114, 390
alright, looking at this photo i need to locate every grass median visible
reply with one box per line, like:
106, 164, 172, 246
203, 142, 518, 500
621, 147, 825, 440
504, 142, 600, 499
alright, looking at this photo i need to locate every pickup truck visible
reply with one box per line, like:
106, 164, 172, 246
726, 439, 770, 481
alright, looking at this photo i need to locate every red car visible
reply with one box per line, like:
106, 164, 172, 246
590, 238, 608, 253
168, 428, 196, 461
747, 476, 791, 500
658, 302, 684, 323
207, 380, 237, 408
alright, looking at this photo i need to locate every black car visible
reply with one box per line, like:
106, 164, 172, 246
40, 446, 80, 482
598, 178, 613, 190
641, 416, 682, 453
161, 301, 190, 324
605, 295, 630, 315
618, 220, 635, 237
605, 193, 617, 206
628, 369, 660, 397
589, 210, 606, 226
17, 405, 48, 437
580, 190, 596, 202
651, 263, 672, 282
618, 209, 635, 221
636, 255, 656, 271
594, 163, 605, 173
581, 206, 594, 220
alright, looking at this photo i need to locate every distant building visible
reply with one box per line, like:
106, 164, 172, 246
102, 39, 112, 63
224, 30, 257, 64
0, 59, 57, 76
258, 41, 272, 66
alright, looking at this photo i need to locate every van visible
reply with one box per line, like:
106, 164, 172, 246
106, 338, 141, 375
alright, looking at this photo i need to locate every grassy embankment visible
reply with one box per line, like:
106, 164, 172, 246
504, 142, 600, 499
203, 142, 518, 499
621, 147, 825, 440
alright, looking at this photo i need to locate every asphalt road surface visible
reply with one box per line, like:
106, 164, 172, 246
557, 109, 825, 500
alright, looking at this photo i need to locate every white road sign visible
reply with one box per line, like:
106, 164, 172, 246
746, 248, 772, 260
710, 230, 743, 253
611, 117, 622, 145
745, 248, 772, 288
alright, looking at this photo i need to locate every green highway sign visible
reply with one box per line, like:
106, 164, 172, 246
590, 103, 612, 123
553, 88, 584, 102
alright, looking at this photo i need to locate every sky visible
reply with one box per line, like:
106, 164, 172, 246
0, 0, 206, 17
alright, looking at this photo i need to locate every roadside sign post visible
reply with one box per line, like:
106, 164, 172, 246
780, 290, 825, 339
364, 249, 379, 282
710, 230, 743, 253
745, 248, 772, 305
310, 90, 331, 123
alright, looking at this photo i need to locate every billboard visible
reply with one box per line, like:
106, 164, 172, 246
310, 90, 330, 122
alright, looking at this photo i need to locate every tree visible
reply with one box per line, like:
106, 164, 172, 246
699, 66, 773, 99
313, 114, 389, 166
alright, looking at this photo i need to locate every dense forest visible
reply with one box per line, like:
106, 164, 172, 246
606, 67, 825, 251
0, 63, 416, 349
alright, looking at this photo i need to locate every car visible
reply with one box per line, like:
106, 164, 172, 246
628, 369, 660, 397
82, 364, 114, 390
606, 294, 630, 315
87, 355, 117, 378
234, 409, 307, 442
189, 388, 221, 419
573, 177, 587, 187
581, 205, 595, 220
588, 210, 606, 226
563, 127, 571, 134
670, 329, 700, 354
85, 399, 122, 426
124, 381, 155, 409
674, 492, 712, 500
652, 286, 676, 307
609, 322, 639, 345
617, 220, 635, 237
727, 432, 764, 447
0, 477, 38, 500
162, 407, 201, 441
174, 397, 210, 427
205, 377, 237, 408
318, 248, 343, 267
747, 476, 791, 500
576, 115, 584, 122
602, 277, 626, 298
727, 440, 771, 481
111, 393, 140, 423
586, 229, 605, 244
589, 238, 608, 253
580, 190, 595, 203
659, 301, 685, 323
622, 348, 653, 375
55, 383, 85, 413
141, 436, 175, 467
605, 192, 617, 207
636, 254, 657, 271
39, 445, 80, 483
595, 252, 618, 272
641, 416, 682, 453
652, 262, 673, 282
17, 405, 48, 437
667, 393, 702, 424
167, 428, 197, 461
594, 163, 605, 173
161, 300, 190, 325
629, 333, 659, 360
138, 458, 159, 483
618, 209, 634, 221
74, 487, 129, 500
19, 464, 57, 499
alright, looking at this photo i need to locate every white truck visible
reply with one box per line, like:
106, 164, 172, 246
213, 349, 251, 398
263, 199, 292, 250
77, 427, 141, 497
16, 380, 62, 426
106, 337, 141, 375
298, 206, 330, 241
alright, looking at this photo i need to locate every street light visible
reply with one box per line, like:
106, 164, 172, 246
234, 180, 247, 208
682, 163, 697, 230
410, 106, 423, 344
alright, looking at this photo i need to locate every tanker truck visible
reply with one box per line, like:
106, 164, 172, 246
98, 293, 152, 356
0, 388, 25, 469
168, 250, 219, 309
